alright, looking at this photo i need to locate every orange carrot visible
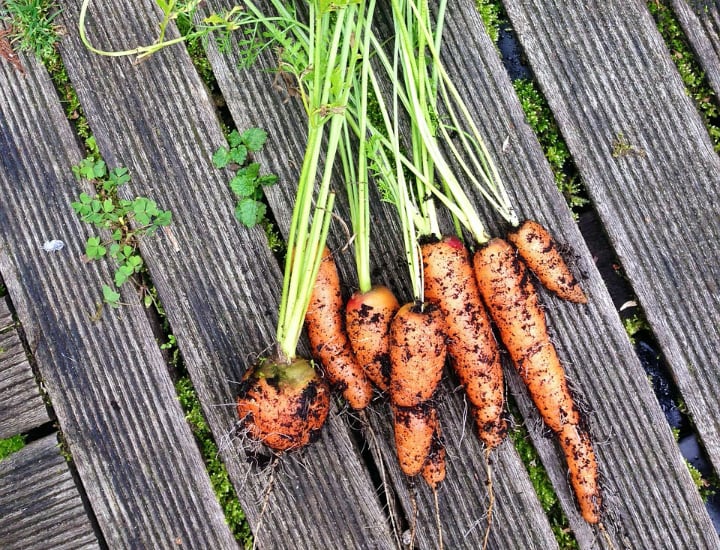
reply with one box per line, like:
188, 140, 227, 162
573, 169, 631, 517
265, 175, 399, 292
389, 302, 447, 408
393, 403, 439, 477
345, 285, 400, 391
421, 426, 446, 489
305, 248, 373, 410
560, 424, 602, 524
422, 236, 507, 448
507, 219, 587, 304
236, 356, 331, 452
473, 238, 601, 523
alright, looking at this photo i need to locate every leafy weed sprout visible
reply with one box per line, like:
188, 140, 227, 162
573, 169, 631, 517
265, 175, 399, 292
212, 128, 278, 228
71, 156, 172, 308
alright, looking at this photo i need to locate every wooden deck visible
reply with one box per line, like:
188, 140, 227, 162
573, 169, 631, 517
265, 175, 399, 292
1, 0, 719, 548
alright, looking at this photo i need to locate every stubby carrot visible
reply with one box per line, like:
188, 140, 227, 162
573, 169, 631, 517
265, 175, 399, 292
473, 238, 601, 523
346, 285, 400, 391
507, 219, 587, 304
305, 248, 373, 410
236, 356, 331, 452
389, 302, 447, 408
422, 235, 507, 448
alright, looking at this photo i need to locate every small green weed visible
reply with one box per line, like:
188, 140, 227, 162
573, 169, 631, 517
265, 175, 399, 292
71, 157, 172, 308
175, 376, 252, 547
611, 132, 646, 158
0, 0, 60, 61
213, 128, 278, 228
0, 434, 25, 460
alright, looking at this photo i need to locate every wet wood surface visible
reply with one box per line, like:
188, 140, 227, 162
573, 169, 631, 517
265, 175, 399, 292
1, 0, 719, 548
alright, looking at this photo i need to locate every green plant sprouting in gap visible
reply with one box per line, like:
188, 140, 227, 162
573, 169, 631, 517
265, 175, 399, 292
0, 0, 60, 60
212, 128, 279, 229
648, 1, 720, 150
0, 434, 25, 460
508, 419, 579, 549
71, 156, 172, 308
175, 376, 253, 547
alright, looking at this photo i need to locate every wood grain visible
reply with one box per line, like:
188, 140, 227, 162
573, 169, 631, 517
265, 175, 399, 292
0, 434, 99, 549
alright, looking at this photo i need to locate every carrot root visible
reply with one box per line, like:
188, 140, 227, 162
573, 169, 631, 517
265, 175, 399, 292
236, 357, 330, 452
346, 285, 400, 391
507, 219, 587, 304
473, 238, 601, 522
305, 248, 373, 410
422, 236, 507, 449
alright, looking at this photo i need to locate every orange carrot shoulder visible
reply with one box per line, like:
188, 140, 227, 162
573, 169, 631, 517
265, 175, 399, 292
346, 285, 400, 391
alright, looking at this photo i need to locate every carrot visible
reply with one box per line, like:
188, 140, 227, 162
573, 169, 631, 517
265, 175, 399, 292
345, 285, 400, 391
393, 403, 438, 477
560, 424, 602, 524
421, 426, 446, 489
473, 238, 601, 523
421, 235, 507, 449
389, 302, 447, 408
236, 356, 331, 452
305, 248, 373, 410
507, 219, 587, 304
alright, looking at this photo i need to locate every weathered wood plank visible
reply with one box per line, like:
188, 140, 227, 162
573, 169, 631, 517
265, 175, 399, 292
0, 433, 99, 549
203, 0, 720, 547
0, 297, 13, 330
201, 2, 562, 549
670, 0, 720, 98
499, 0, 720, 545
0, 40, 237, 548
0, 298, 50, 438
54, 0, 397, 547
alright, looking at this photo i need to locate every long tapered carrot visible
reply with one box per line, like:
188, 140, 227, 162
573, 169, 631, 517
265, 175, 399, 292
346, 285, 400, 391
422, 235, 507, 448
305, 247, 373, 410
473, 238, 601, 523
507, 219, 587, 304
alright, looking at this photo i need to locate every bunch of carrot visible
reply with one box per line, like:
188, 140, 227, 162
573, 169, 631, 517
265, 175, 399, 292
219, 0, 602, 529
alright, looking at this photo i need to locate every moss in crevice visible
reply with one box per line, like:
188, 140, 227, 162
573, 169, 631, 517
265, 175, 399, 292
648, 1, 720, 149
176, 376, 253, 547
0, 434, 25, 460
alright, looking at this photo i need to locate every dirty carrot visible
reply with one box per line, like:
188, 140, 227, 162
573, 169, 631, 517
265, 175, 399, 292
305, 247, 373, 410
232, 0, 374, 450
473, 238, 601, 523
236, 357, 331, 452
345, 285, 400, 391
422, 235, 507, 449
507, 219, 587, 304
393, 403, 439, 477
389, 302, 447, 408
